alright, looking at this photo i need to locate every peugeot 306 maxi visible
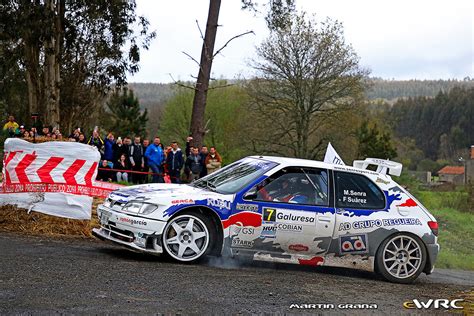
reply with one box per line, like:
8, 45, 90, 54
93, 156, 439, 283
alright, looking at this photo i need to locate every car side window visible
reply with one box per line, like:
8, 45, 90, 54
244, 167, 329, 206
335, 171, 385, 209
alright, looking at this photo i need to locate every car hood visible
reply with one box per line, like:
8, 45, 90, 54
107, 183, 209, 204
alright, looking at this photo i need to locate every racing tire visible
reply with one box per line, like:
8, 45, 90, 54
162, 211, 215, 263
376, 233, 427, 284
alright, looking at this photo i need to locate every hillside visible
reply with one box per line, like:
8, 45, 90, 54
128, 78, 474, 110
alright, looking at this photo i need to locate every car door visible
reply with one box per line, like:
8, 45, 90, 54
232, 166, 336, 257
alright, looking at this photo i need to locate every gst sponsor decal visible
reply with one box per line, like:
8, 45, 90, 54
236, 203, 259, 212
231, 238, 254, 248
342, 190, 367, 204
289, 244, 309, 252
233, 227, 255, 235
207, 198, 231, 210
263, 208, 315, 225
340, 234, 368, 254
338, 218, 422, 231
171, 199, 194, 204
234, 225, 255, 235
119, 217, 147, 226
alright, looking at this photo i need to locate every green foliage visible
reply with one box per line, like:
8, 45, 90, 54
105, 88, 148, 138
247, 12, 368, 159
0, 0, 156, 131
414, 190, 474, 270
159, 84, 251, 163
356, 121, 397, 159
366, 78, 474, 100
389, 87, 474, 161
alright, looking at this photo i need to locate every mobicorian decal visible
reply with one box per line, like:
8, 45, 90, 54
236, 203, 259, 212
262, 207, 316, 225
340, 234, 368, 254
338, 218, 422, 231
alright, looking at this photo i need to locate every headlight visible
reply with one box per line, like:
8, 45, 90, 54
123, 201, 158, 215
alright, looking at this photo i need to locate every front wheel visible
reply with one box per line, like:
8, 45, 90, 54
376, 233, 427, 283
162, 212, 214, 262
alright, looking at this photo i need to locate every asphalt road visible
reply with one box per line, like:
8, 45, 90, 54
0, 232, 472, 315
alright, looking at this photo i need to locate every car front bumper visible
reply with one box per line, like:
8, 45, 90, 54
92, 204, 167, 254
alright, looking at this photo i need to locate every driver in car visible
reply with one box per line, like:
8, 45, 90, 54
257, 177, 310, 204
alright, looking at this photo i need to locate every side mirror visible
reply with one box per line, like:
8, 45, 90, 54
243, 190, 257, 200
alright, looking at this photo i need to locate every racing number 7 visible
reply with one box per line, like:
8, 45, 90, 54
263, 208, 276, 222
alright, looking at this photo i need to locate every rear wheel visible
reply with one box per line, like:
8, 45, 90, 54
376, 233, 427, 283
162, 212, 214, 262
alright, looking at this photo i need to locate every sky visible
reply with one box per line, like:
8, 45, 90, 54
128, 0, 474, 83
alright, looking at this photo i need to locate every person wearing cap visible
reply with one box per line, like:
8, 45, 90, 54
18, 125, 26, 138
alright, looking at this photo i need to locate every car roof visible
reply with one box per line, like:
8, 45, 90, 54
248, 155, 381, 176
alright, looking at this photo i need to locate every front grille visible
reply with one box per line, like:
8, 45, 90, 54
103, 222, 134, 243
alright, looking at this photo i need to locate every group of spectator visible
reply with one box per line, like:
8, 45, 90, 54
96, 134, 222, 184
4, 115, 223, 184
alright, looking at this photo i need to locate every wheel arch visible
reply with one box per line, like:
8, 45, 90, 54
167, 205, 224, 257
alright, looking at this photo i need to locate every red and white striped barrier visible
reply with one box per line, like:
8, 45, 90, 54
0, 138, 122, 219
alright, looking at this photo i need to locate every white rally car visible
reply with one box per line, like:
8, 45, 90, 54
92, 156, 439, 283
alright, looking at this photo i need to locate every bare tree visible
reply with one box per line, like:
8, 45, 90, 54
246, 13, 369, 159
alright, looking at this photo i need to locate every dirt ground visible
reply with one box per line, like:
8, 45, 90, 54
0, 232, 472, 315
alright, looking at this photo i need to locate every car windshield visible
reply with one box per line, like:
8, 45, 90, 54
191, 157, 278, 194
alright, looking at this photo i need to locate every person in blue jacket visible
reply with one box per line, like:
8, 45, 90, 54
103, 133, 115, 167
145, 137, 165, 183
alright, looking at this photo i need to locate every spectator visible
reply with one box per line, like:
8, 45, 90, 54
78, 133, 87, 144
166, 141, 184, 183
68, 127, 81, 141
123, 137, 132, 158
87, 129, 105, 157
199, 146, 209, 178
22, 130, 30, 138
129, 136, 145, 184
3, 115, 19, 137
184, 136, 193, 180
142, 138, 150, 183
96, 160, 114, 182
185, 147, 202, 182
113, 137, 127, 161
41, 125, 50, 136
18, 125, 26, 137
145, 137, 165, 183
205, 146, 222, 174
30, 127, 38, 136
104, 133, 115, 166
114, 153, 129, 183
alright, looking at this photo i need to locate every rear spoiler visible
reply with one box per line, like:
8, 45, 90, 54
352, 158, 403, 177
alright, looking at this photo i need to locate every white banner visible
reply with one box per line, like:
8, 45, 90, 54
323, 142, 345, 165
0, 138, 102, 219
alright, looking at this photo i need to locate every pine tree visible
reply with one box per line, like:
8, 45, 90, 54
357, 121, 397, 159
106, 88, 148, 137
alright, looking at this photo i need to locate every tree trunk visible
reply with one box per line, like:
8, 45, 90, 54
189, 0, 221, 148
43, 0, 61, 129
